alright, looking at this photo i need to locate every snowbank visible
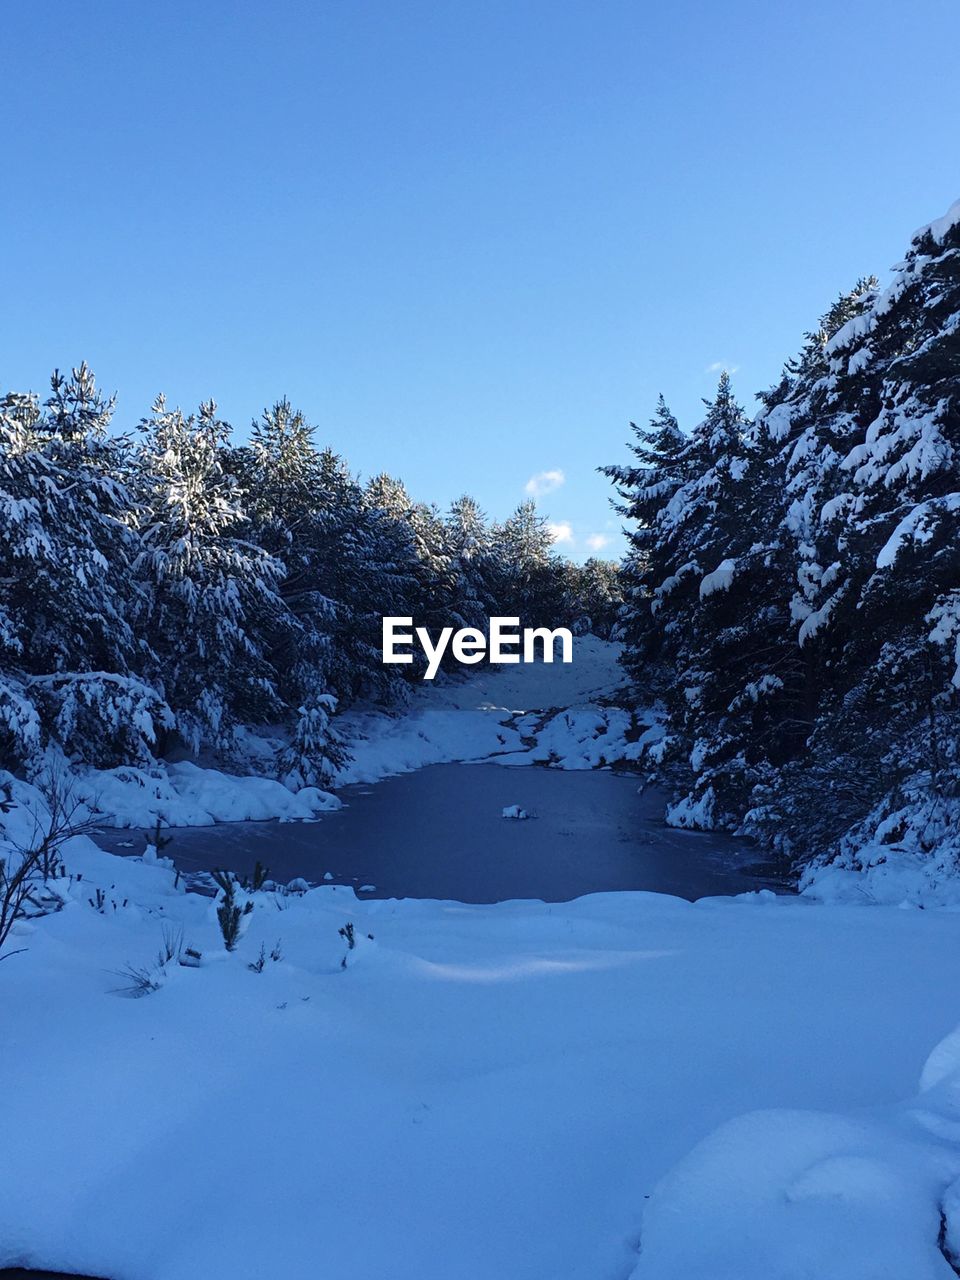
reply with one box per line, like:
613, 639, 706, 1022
335, 635, 640, 783
74, 759, 341, 828
335, 707, 524, 784
802, 789, 960, 910
632, 1019, 960, 1279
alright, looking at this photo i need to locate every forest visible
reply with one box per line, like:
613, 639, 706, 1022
0, 374, 620, 785
607, 199, 960, 876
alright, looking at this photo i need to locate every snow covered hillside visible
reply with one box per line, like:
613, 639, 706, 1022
5, 820, 960, 1280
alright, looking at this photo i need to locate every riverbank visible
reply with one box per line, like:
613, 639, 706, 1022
58, 637, 655, 830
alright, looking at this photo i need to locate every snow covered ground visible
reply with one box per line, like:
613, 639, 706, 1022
69, 758, 343, 829
4, 823, 960, 1280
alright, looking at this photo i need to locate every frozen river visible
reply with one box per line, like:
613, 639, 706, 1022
95, 763, 790, 902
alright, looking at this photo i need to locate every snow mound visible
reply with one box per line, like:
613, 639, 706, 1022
76, 759, 341, 828
632, 1024, 960, 1280
501, 804, 529, 820
632, 1106, 957, 1279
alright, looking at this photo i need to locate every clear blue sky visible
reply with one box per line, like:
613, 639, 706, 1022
3, 0, 958, 559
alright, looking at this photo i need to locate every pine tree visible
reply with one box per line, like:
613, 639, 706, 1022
491, 500, 564, 625
647, 374, 755, 823
297, 453, 419, 701
134, 396, 291, 752
242, 398, 324, 537
446, 494, 496, 630
230, 399, 336, 707
608, 200, 960, 862
0, 368, 165, 769
567, 558, 623, 638
601, 395, 690, 675
277, 694, 347, 790
770, 207, 960, 854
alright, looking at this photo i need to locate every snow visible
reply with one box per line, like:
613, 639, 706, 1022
799, 776, 960, 910
804, 835, 960, 909
72, 759, 342, 828
28, 640, 628, 831
6, 821, 960, 1280
875, 492, 960, 569
501, 803, 529, 819
399, 631, 629, 714
636, 1010, 960, 1279
699, 557, 737, 598
633, 1101, 956, 1279
665, 786, 716, 830
913, 197, 960, 247
335, 634, 632, 784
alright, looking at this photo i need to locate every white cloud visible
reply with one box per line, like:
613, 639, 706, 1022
706, 361, 739, 374
525, 468, 565, 498
585, 533, 611, 551
547, 521, 574, 545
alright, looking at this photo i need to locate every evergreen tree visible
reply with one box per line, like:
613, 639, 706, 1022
301, 454, 418, 700
601, 395, 690, 674
0, 369, 164, 769
277, 694, 347, 789
230, 399, 335, 707
134, 396, 291, 751
365, 474, 463, 648
607, 200, 960, 863
567, 558, 623, 638
446, 495, 496, 630
491, 500, 564, 625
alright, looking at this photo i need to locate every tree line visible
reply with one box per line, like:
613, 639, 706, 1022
0, 374, 620, 783
606, 200, 960, 864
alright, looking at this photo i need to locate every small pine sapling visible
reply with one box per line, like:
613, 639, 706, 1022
339, 921, 356, 969
145, 818, 174, 863
212, 868, 254, 951
242, 860, 270, 893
